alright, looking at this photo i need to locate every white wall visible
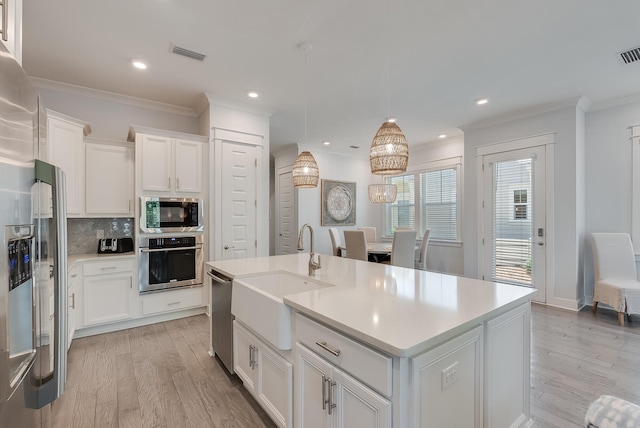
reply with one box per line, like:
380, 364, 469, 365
584, 100, 640, 298
296, 147, 374, 257
35, 81, 200, 140
463, 102, 584, 310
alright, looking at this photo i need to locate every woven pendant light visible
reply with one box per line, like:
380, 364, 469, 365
293, 43, 319, 189
293, 151, 319, 188
368, 183, 397, 203
370, 121, 408, 175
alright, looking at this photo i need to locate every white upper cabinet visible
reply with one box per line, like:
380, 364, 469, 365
0, 0, 22, 64
174, 139, 202, 193
130, 126, 206, 197
46, 110, 91, 217
85, 141, 134, 217
140, 134, 172, 192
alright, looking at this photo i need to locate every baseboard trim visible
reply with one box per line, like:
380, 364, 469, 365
74, 306, 208, 339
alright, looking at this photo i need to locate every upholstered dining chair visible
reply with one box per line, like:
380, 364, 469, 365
416, 229, 431, 270
328, 227, 344, 257
591, 233, 640, 326
344, 230, 368, 261
390, 229, 418, 268
357, 227, 377, 244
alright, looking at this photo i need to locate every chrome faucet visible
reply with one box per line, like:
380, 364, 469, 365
298, 223, 321, 276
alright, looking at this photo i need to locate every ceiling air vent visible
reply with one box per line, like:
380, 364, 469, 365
619, 46, 640, 64
349, 145, 360, 149
169, 44, 207, 62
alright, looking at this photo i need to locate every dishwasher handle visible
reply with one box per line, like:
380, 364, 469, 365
207, 271, 231, 284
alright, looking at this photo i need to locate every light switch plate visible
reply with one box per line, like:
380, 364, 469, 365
96, 229, 104, 239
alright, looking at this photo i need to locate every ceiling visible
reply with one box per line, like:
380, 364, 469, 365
22, 0, 640, 155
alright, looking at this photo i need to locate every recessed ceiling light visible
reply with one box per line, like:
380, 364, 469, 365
131, 59, 148, 70
475, 98, 489, 105
323, 141, 330, 146
438, 133, 447, 139
247, 91, 259, 98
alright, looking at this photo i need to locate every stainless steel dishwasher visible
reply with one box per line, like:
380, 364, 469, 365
208, 269, 234, 373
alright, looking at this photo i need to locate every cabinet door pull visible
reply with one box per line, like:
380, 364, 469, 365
315, 341, 341, 357
321, 374, 328, 410
177, 177, 180, 190
168, 177, 171, 189
70, 293, 75, 310
1, 0, 7, 42
328, 378, 336, 415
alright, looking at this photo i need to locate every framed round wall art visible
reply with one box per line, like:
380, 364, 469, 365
321, 179, 356, 226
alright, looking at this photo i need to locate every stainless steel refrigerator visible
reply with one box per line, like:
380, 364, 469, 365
0, 44, 68, 426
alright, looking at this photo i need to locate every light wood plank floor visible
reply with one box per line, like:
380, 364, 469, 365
53, 304, 640, 427
52, 316, 276, 428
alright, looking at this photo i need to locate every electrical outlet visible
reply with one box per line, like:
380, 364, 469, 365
96, 229, 105, 239
441, 361, 458, 390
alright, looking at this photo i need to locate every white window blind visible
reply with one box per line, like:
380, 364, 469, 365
491, 159, 532, 285
384, 165, 458, 241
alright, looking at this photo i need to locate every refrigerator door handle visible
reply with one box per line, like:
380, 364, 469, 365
34, 159, 68, 405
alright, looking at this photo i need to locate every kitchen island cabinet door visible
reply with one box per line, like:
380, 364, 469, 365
411, 326, 483, 428
234, 321, 292, 428
332, 367, 391, 428
85, 143, 134, 216
296, 344, 332, 428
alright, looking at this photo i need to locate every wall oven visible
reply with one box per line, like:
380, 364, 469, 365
138, 235, 204, 293
139, 197, 203, 233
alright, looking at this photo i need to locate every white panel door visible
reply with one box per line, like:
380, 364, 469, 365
277, 170, 296, 255
481, 145, 546, 303
174, 139, 202, 193
221, 142, 257, 260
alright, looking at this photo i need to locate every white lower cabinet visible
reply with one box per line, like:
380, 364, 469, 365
411, 325, 483, 428
83, 258, 135, 326
296, 344, 391, 428
233, 320, 293, 428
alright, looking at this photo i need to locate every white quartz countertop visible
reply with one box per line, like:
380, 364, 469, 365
207, 254, 535, 357
68, 252, 135, 270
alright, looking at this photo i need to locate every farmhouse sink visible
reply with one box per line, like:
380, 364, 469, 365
231, 272, 331, 350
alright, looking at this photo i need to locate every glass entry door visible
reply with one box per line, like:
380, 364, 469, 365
481, 146, 546, 303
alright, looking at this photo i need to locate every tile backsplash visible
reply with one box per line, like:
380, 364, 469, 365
66, 218, 134, 255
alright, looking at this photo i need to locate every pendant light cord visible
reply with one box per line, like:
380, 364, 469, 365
386, 0, 391, 121
304, 45, 308, 145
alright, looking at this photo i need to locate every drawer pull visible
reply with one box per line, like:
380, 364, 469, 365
315, 341, 341, 357
100, 266, 117, 270
167, 301, 181, 306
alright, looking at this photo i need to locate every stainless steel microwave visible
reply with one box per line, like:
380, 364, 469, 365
139, 197, 204, 233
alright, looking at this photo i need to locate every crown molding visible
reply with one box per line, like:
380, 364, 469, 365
203, 93, 277, 118
459, 96, 586, 133
590, 91, 640, 112
31, 77, 197, 117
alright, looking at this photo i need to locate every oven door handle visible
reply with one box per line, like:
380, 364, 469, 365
207, 271, 231, 284
140, 245, 202, 253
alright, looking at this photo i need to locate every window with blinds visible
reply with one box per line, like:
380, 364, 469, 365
384, 166, 458, 241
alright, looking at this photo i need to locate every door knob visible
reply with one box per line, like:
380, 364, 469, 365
224, 245, 235, 250
537, 242, 544, 246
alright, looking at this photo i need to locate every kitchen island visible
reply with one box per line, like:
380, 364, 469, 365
208, 253, 535, 428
